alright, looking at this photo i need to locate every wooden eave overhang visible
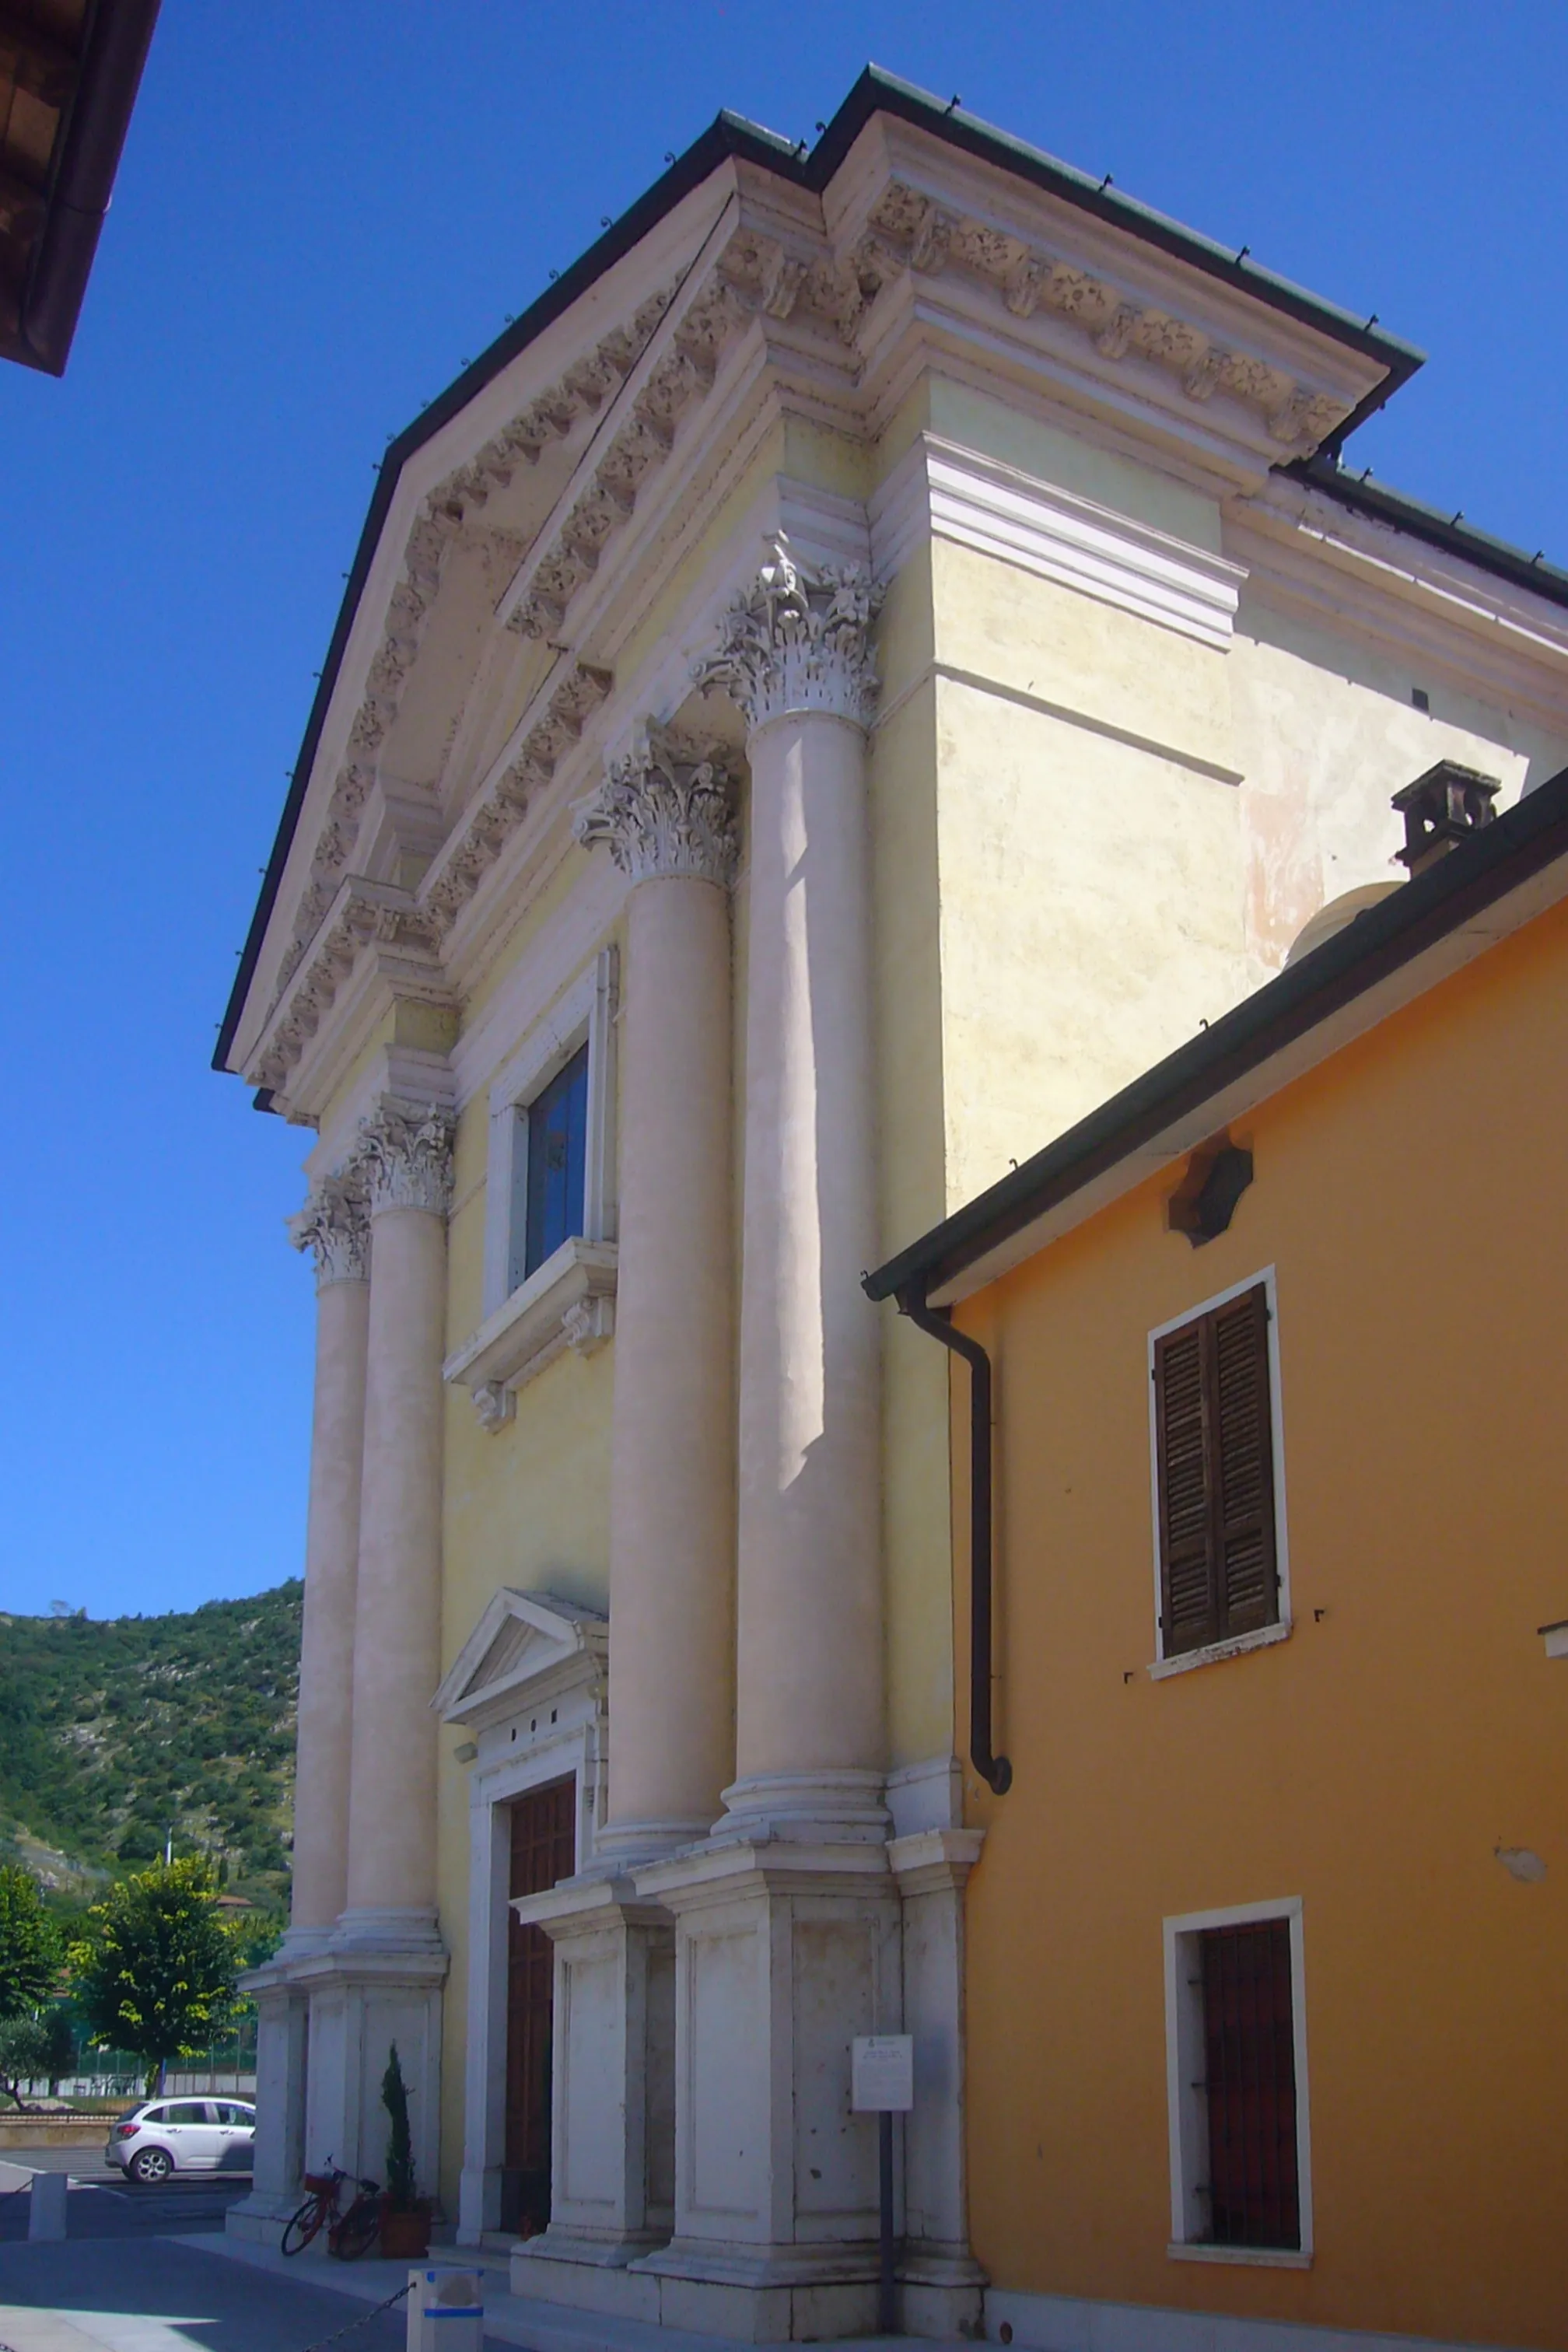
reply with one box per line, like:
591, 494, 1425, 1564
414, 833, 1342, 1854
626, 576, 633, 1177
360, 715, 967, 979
0, 0, 159, 374
215, 65, 1428, 1090
865, 760, 1568, 1311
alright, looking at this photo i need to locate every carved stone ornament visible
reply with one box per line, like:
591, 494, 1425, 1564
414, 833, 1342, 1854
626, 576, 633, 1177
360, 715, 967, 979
288, 1174, 369, 1287
866, 181, 1353, 454
472, 1380, 515, 1432
352, 1101, 455, 1219
573, 722, 740, 887
561, 1295, 614, 1355
692, 534, 885, 734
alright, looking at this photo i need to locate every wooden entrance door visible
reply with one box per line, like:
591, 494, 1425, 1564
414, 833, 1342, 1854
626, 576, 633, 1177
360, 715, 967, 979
502, 1776, 576, 2235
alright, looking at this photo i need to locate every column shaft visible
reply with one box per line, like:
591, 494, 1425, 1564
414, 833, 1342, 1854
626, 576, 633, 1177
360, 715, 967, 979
734, 703, 882, 1789
343, 1108, 452, 1932
606, 872, 735, 1841
289, 1272, 369, 1939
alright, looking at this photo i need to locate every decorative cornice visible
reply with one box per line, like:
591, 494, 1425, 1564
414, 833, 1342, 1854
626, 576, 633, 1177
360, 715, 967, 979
863, 180, 1354, 453
692, 533, 884, 733
269, 292, 676, 1013
353, 1101, 455, 1219
288, 1174, 370, 1287
253, 881, 445, 1097
421, 660, 614, 936
574, 722, 740, 887
872, 432, 1248, 651
503, 251, 766, 644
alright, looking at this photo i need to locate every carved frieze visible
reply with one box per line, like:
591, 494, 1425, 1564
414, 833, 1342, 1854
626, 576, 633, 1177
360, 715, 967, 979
693, 533, 884, 733
573, 722, 740, 887
864, 180, 1353, 452
354, 1101, 456, 1219
421, 660, 614, 936
254, 885, 444, 1098
288, 1173, 370, 1287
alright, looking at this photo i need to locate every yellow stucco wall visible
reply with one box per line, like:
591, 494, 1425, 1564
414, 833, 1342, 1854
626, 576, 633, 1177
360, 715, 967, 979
956, 898, 1568, 2349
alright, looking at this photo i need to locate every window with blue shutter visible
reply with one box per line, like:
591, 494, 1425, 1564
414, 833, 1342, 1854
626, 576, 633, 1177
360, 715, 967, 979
509, 1044, 589, 1290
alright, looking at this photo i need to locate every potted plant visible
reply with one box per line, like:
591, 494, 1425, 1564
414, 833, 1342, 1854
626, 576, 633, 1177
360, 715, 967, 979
377, 2042, 432, 2258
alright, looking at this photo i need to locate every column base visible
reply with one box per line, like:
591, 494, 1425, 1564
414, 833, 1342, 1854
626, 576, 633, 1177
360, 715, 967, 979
509, 1875, 675, 2282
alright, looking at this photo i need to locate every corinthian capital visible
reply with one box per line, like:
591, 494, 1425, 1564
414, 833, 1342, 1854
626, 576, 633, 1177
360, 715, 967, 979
354, 1101, 455, 1218
288, 1175, 370, 1286
691, 533, 884, 733
574, 723, 740, 887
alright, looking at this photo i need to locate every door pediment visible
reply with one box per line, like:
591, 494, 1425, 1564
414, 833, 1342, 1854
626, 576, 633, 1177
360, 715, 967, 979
432, 1587, 607, 1727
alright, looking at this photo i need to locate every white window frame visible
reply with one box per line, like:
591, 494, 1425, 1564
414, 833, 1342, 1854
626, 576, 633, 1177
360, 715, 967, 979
1146, 1264, 1291, 1678
1164, 1897, 1313, 2267
482, 947, 618, 1319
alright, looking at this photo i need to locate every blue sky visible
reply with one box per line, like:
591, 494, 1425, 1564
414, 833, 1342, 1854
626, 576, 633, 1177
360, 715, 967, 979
5, 2, 1564, 1622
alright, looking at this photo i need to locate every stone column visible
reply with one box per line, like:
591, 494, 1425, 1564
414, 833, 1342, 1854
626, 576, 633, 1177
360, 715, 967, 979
618, 541, 897, 2340
338, 1101, 453, 1948
576, 723, 740, 1858
699, 536, 887, 1834
280, 1177, 369, 1957
510, 733, 737, 2298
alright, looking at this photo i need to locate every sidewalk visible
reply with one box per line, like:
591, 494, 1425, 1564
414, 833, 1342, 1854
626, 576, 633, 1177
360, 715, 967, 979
191, 2231, 951, 2352
0, 2232, 425, 2350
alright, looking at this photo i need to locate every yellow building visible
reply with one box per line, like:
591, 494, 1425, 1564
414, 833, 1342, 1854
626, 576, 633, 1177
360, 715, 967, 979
865, 764, 1568, 2352
217, 65, 1568, 2344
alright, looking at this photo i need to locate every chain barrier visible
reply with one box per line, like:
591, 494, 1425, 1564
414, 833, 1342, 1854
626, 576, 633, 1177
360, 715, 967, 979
292, 2277, 414, 2352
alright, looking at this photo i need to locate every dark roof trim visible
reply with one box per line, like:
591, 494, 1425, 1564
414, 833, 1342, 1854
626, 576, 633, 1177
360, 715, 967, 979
215, 68, 1425, 1082
2, 0, 162, 376
865, 758, 1568, 1306
1288, 454, 1568, 614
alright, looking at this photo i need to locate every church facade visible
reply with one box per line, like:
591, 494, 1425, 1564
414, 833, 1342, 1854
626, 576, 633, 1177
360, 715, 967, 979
217, 71, 1568, 2343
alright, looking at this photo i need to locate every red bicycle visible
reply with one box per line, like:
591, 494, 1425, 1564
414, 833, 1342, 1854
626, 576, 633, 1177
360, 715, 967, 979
281, 2162, 382, 2260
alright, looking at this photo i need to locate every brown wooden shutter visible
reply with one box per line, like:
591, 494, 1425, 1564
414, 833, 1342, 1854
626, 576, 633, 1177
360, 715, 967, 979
1155, 1283, 1278, 1656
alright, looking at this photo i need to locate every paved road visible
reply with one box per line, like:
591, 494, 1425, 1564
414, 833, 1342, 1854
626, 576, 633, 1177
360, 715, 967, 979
0, 2233, 422, 2350
0, 2161, 250, 2243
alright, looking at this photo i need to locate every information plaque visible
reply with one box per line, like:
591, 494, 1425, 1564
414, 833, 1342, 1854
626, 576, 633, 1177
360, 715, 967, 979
851, 2033, 914, 2112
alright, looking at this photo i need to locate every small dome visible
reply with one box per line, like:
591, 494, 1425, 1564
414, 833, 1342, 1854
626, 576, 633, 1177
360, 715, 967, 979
1286, 882, 1401, 967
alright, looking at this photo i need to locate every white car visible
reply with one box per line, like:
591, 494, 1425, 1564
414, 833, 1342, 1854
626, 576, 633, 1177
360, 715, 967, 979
106, 2097, 256, 2182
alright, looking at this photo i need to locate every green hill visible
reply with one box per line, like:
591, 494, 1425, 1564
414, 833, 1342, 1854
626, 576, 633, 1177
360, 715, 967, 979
0, 1583, 302, 1906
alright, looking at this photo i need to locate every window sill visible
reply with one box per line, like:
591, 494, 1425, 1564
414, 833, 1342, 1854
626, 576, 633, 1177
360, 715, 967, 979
1148, 1618, 1291, 1681
1167, 2242, 1311, 2270
443, 1237, 617, 1430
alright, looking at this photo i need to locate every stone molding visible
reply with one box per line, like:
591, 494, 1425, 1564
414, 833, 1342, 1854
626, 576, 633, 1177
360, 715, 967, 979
443, 1237, 618, 1428
872, 432, 1248, 652
271, 292, 675, 1003
421, 659, 614, 938
354, 1101, 455, 1219
574, 723, 740, 887
288, 1174, 369, 1287
254, 879, 446, 1100
863, 180, 1353, 452
693, 533, 884, 733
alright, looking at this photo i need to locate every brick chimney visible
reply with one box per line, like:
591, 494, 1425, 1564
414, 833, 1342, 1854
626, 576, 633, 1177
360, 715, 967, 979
1391, 760, 1500, 878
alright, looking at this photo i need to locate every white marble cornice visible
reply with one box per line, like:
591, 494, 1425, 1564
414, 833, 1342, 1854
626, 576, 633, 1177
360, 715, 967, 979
288, 1173, 370, 1286
692, 531, 884, 732
873, 432, 1248, 651
574, 723, 740, 887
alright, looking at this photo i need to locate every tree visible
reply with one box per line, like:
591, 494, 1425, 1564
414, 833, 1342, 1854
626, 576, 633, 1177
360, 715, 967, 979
69, 1857, 238, 2093
382, 2042, 417, 2211
0, 2007, 75, 2105
0, 1865, 60, 2021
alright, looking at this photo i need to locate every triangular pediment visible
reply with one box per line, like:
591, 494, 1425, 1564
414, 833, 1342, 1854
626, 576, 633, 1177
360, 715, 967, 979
432, 1587, 607, 1724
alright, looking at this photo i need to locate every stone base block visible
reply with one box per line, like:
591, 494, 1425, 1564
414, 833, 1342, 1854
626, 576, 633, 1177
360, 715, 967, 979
222, 2193, 296, 2250
901, 2275, 985, 2339
512, 2242, 664, 2320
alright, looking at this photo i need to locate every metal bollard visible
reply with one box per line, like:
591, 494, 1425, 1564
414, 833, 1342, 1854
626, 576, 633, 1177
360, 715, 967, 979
405, 2265, 484, 2352
28, 2169, 68, 2242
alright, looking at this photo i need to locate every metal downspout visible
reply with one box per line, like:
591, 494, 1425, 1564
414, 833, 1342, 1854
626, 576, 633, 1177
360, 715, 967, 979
896, 1282, 1012, 1794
